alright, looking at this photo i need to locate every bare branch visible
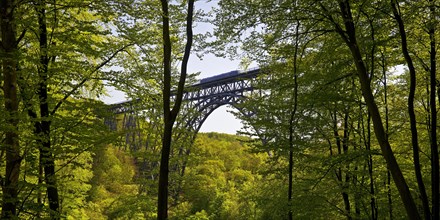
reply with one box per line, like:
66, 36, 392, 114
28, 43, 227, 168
15, 29, 26, 46
50, 43, 133, 116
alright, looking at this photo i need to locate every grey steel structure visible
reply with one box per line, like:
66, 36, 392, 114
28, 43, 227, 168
106, 68, 260, 136
182, 68, 259, 132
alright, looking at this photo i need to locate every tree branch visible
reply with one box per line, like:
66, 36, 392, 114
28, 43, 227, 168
50, 44, 133, 116
171, 0, 194, 118
15, 29, 26, 46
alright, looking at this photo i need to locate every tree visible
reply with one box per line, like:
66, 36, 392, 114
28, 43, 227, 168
175, 133, 265, 219
211, 0, 440, 218
0, 0, 130, 217
319, 1, 420, 218
157, 0, 194, 219
34, 1, 60, 216
1, 0, 22, 217
390, 1, 438, 218
26, 1, 128, 216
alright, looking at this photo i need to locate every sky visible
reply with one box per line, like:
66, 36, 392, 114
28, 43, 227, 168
101, 1, 248, 134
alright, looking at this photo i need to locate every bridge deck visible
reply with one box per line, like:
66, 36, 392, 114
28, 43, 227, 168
190, 68, 259, 89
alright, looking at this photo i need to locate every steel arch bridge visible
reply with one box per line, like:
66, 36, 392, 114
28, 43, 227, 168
105, 68, 260, 138
182, 68, 259, 133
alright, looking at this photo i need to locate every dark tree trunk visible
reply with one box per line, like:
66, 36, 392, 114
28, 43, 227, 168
288, 20, 300, 220
353, 110, 362, 219
332, 109, 351, 219
390, 1, 431, 219
157, 0, 194, 219
157, 0, 173, 215
35, 1, 60, 218
429, 0, 439, 218
288, 149, 294, 220
364, 112, 377, 220
158, 120, 172, 220
37, 162, 43, 218
387, 169, 393, 219
342, 111, 351, 220
327, 1, 421, 218
1, 0, 22, 218
381, 51, 392, 220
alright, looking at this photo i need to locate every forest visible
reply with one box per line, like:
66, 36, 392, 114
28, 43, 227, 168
1, 0, 440, 219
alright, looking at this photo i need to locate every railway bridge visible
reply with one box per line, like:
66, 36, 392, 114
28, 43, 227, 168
101, 68, 261, 198
105, 68, 260, 137
102, 67, 262, 186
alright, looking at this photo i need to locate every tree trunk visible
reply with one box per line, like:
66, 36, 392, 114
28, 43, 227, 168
158, 120, 172, 220
35, 1, 60, 217
429, 0, 439, 218
332, 109, 351, 219
390, 1, 431, 219
288, 20, 300, 220
157, 0, 173, 215
364, 112, 377, 220
157, 0, 194, 219
332, 1, 421, 218
1, 0, 22, 218
381, 50, 392, 220
342, 111, 351, 220
386, 169, 393, 219
37, 162, 43, 218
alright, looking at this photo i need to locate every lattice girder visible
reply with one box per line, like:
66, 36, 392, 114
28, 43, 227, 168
106, 68, 260, 144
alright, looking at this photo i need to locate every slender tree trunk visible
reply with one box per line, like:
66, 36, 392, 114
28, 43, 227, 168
381, 50, 392, 220
157, 0, 173, 215
35, 1, 60, 218
364, 112, 377, 220
288, 141, 294, 220
366, 16, 378, 220
287, 88, 295, 219
332, 109, 351, 219
1, 0, 22, 218
288, 20, 300, 220
386, 169, 392, 219
353, 110, 362, 219
157, 1, 194, 219
390, 1, 431, 219
429, 0, 439, 218
37, 163, 43, 218
158, 120, 172, 220
342, 111, 351, 220
385, 80, 392, 220
328, 1, 421, 218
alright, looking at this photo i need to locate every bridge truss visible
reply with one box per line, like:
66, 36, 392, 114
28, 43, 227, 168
102, 68, 261, 198
106, 68, 260, 135
182, 68, 258, 133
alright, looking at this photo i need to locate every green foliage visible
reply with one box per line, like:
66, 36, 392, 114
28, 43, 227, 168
2, 0, 440, 219
173, 132, 265, 219
210, 0, 440, 218
86, 145, 139, 219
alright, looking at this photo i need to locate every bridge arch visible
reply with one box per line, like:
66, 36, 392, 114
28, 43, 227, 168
106, 68, 261, 146
180, 68, 258, 134
185, 93, 244, 133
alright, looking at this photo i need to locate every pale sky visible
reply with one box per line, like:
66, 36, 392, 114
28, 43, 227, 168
101, 1, 247, 134
186, 53, 244, 134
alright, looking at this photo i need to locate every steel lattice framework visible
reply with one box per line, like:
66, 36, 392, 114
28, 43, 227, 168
105, 68, 260, 137
182, 68, 258, 132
